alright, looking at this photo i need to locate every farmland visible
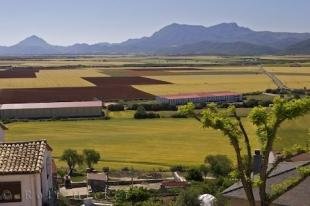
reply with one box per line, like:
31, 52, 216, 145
1, 56, 310, 104
5, 113, 309, 170
134, 74, 275, 95
1, 55, 310, 170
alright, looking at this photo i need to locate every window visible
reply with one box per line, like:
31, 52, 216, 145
0, 182, 22, 203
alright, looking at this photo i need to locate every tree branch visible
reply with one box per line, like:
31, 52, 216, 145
233, 111, 252, 178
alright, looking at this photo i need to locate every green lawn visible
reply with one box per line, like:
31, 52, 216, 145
5, 114, 309, 170
274, 115, 310, 151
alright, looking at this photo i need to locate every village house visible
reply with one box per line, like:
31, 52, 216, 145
222, 153, 310, 206
0, 140, 55, 206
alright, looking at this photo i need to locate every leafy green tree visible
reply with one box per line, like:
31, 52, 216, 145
179, 97, 310, 206
205, 155, 233, 177
60, 149, 83, 172
83, 149, 101, 169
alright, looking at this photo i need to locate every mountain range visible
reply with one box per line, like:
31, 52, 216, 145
1, 23, 310, 56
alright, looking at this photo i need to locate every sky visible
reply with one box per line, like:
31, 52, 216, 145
0, 0, 309, 46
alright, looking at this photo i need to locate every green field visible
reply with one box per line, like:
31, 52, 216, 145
134, 74, 276, 95
5, 113, 309, 170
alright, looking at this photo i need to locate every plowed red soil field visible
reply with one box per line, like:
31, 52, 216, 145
0, 67, 39, 78
83, 76, 171, 86
0, 86, 155, 104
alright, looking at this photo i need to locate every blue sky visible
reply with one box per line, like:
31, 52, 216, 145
0, 0, 309, 46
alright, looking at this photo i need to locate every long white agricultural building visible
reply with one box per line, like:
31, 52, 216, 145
156, 91, 242, 105
0, 101, 103, 119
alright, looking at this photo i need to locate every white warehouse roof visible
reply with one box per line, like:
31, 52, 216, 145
0, 101, 102, 110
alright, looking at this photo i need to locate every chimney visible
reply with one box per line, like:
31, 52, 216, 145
252, 149, 262, 174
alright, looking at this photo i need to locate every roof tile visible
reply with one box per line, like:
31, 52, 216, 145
0, 140, 50, 175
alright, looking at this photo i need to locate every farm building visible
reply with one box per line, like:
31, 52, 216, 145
0, 140, 55, 206
0, 101, 103, 119
156, 91, 242, 105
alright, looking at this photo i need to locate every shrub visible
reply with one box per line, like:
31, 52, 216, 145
175, 187, 201, 206
107, 103, 125, 111
170, 165, 187, 172
186, 167, 203, 182
134, 106, 160, 119
128, 103, 177, 111
171, 113, 188, 118
205, 155, 233, 177
126, 187, 150, 203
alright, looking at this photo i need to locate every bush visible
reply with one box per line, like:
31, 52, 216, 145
171, 113, 188, 118
128, 103, 177, 111
243, 99, 273, 108
175, 187, 201, 206
170, 165, 187, 172
205, 155, 233, 177
134, 106, 160, 119
186, 167, 203, 182
107, 103, 125, 111
115, 187, 150, 205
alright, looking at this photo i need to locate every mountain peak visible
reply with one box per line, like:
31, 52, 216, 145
16, 35, 50, 47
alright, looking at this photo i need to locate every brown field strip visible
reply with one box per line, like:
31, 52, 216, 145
0, 67, 39, 78
83, 76, 171, 86
0, 86, 155, 104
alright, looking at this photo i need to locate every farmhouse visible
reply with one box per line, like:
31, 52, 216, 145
156, 91, 242, 105
0, 100, 103, 119
0, 140, 55, 206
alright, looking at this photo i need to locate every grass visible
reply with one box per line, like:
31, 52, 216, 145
265, 67, 310, 73
5, 113, 309, 170
0, 69, 107, 89
134, 74, 276, 95
274, 115, 310, 151
5, 118, 259, 170
276, 75, 310, 89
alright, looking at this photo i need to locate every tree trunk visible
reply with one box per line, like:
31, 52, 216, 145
232, 141, 256, 206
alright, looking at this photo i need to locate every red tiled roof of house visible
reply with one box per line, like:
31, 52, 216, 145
0, 140, 51, 175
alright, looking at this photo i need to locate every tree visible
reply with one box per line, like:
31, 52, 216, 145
83, 149, 101, 169
205, 155, 232, 177
60, 149, 83, 172
179, 97, 310, 206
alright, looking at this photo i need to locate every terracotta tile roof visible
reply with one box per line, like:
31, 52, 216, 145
0, 140, 51, 175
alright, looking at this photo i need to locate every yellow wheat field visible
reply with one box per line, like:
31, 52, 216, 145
0, 69, 107, 89
134, 74, 276, 95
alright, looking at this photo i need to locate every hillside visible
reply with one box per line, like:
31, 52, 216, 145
1, 23, 310, 55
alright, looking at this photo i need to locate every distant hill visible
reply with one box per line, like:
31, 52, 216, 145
284, 38, 310, 54
1, 23, 310, 56
157, 41, 278, 56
